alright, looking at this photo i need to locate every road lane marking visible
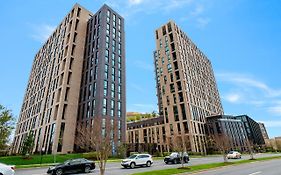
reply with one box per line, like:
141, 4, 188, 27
249, 172, 261, 175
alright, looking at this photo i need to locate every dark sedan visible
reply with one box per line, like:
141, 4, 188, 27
47, 158, 95, 175
164, 152, 189, 164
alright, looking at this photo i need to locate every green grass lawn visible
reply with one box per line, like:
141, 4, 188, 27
0, 153, 83, 166
131, 156, 281, 175
0, 153, 124, 168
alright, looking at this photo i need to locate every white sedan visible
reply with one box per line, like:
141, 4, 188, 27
227, 151, 241, 159
0, 163, 15, 175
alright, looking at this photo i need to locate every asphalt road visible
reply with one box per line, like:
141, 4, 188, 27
15, 153, 281, 175
191, 158, 281, 175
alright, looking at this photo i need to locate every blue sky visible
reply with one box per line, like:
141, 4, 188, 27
1, 0, 280, 138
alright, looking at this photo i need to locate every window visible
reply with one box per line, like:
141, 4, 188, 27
105, 49, 109, 63
102, 98, 107, 115
112, 40, 116, 52
106, 36, 110, 48
104, 80, 108, 96
112, 53, 115, 66
118, 31, 121, 42
77, 7, 81, 17
118, 18, 121, 30
106, 10, 110, 23
113, 27, 116, 38
106, 23, 110, 35
75, 19, 79, 30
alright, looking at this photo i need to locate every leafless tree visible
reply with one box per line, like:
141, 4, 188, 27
246, 138, 255, 160
168, 135, 191, 168
208, 133, 232, 163
75, 116, 118, 175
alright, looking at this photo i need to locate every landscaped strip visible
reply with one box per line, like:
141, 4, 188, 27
131, 156, 281, 175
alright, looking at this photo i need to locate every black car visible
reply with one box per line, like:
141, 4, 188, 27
47, 158, 95, 175
164, 152, 189, 164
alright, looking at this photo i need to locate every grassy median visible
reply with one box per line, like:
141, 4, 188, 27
131, 156, 281, 175
0, 153, 123, 168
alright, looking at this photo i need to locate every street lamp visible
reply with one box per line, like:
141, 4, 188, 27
40, 147, 45, 165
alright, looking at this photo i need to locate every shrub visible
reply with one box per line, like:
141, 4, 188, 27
82, 152, 97, 160
163, 152, 170, 156
129, 152, 139, 156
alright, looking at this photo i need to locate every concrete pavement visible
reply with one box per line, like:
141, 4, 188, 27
190, 158, 281, 175
14, 153, 281, 175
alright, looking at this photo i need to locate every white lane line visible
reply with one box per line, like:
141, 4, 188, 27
249, 171, 261, 175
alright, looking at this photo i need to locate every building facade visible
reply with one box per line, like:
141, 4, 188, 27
258, 122, 269, 140
127, 21, 224, 153
77, 4, 126, 153
236, 115, 265, 146
153, 21, 223, 153
12, 3, 125, 154
205, 115, 248, 152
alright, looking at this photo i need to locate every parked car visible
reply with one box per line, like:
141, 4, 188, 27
121, 154, 153, 168
0, 163, 15, 175
227, 151, 241, 159
47, 158, 95, 175
164, 152, 189, 164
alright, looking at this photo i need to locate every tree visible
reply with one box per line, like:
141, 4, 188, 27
168, 135, 191, 168
208, 133, 232, 163
246, 139, 255, 160
75, 116, 118, 175
0, 104, 15, 150
21, 132, 35, 156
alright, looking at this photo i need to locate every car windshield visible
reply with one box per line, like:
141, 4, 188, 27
228, 151, 234, 154
128, 155, 138, 159
64, 160, 71, 164
170, 153, 178, 157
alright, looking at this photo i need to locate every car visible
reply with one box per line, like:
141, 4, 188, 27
164, 152, 189, 164
0, 163, 15, 175
227, 151, 241, 159
47, 158, 95, 175
121, 154, 153, 168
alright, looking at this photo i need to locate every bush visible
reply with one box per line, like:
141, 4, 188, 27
163, 152, 170, 156
188, 152, 203, 156
82, 152, 97, 160
129, 152, 139, 156
154, 151, 163, 157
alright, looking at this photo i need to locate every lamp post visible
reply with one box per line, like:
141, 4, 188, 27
40, 147, 45, 165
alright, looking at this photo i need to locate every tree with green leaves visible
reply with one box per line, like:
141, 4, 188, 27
21, 132, 35, 156
0, 104, 15, 150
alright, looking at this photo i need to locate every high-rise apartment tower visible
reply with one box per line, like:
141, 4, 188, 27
153, 21, 223, 152
12, 3, 125, 154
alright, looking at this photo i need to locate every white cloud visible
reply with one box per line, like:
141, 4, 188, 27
196, 17, 211, 28
216, 73, 281, 98
223, 93, 241, 103
128, 0, 143, 5
218, 72, 281, 121
258, 120, 281, 128
129, 83, 145, 93
30, 24, 56, 43
106, 0, 208, 25
127, 103, 157, 113
268, 102, 281, 116
190, 5, 204, 16
133, 60, 154, 71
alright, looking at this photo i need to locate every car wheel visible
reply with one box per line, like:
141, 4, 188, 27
55, 169, 63, 175
146, 161, 152, 167
130, 162, 136, 169
173, 159, 177, 164
184, 158, 188, 163
84, 166, 91, 173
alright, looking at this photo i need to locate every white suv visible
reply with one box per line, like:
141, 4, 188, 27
121, 154, 153, 168
0, 163, 15, 175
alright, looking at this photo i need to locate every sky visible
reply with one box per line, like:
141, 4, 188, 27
0, 0, 280, 138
